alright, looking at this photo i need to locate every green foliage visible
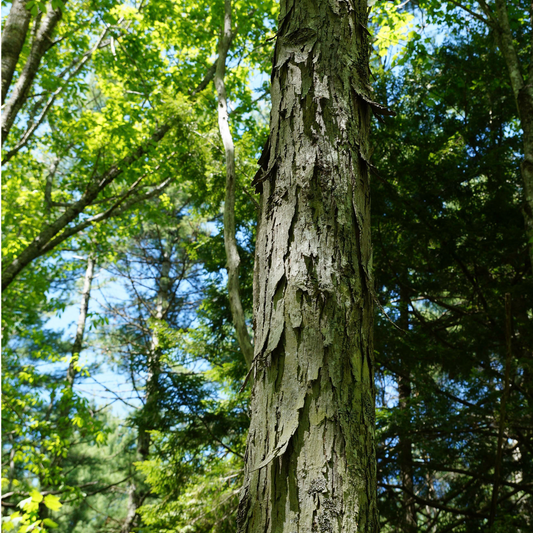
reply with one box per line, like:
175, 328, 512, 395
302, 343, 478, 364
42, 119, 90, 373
371, 4, 532, 530
4, 0, 532, 531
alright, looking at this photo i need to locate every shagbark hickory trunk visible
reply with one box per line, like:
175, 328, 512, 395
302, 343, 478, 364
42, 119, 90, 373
239, 0, 378, 531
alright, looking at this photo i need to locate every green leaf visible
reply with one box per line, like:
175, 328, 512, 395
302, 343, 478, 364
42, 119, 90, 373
43, 494, 62, 512
30, 489, 43, 503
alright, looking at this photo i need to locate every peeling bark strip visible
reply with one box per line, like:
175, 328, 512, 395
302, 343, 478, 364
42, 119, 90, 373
239, 0, 378, 531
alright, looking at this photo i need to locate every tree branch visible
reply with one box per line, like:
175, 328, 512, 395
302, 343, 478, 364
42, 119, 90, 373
2, 121, 174, 291
1, 0, 32, 104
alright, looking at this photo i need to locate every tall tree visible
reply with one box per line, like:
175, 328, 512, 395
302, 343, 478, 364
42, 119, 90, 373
371, 18, 532, 530
238, 0, 379, 531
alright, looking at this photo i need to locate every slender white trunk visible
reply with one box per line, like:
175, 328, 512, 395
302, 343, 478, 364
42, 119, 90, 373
214, 0, 254, 369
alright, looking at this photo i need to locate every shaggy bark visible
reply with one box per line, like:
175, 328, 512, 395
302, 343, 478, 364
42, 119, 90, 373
1, 0, 32, 104
238, 0, 378, 531
215, 0, 254, 369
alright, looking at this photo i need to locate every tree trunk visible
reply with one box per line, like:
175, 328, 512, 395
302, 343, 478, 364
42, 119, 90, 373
238, 0, 378, 531
215, 0, 254, 369
1, 1, 66, 146
66, 255, 96, 386
398, 286, 417, 533
40, 254, 96, 522
122, 253, 170, 533
1, 0, 32, 105
484, 0, 533, 268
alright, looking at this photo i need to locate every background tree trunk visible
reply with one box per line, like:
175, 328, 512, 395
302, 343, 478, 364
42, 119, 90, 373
1, 2, 65, 145
121, 253, 171, 533
398, 286, 417, 533
1, 0, 32, 105
477, 0, 533, 267
215, 0, 254, 369
238, 0, 378, 531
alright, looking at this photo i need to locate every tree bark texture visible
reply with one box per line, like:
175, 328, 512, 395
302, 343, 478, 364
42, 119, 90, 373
1, 0, 32, 105
238, 0, 377, 531
215, 0, 254, 370
1, 1, 65, 146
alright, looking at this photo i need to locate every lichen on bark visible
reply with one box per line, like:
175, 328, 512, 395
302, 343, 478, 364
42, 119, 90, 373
239, 0, 378, 531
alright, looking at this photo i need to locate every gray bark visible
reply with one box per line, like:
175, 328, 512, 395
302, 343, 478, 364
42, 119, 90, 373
215, 0, 254, 370
2, 1, 66, 146
238, 0, 378, 531
1, 0, 32, 104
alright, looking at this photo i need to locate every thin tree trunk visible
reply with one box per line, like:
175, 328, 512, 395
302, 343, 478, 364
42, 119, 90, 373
67, 255, 96, 387
214, 0, 254, 370
398, 286, 417, 532
54, 254, 96, 422
39, 254, 96, 520
488, 293, 513, 529
1, 0, 32, 104
238, 0, 377, 531
121, 254, 171, 533
482, 0, 533, 267
1, 1, 66, 145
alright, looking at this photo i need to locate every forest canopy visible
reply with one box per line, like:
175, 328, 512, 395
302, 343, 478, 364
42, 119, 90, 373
1, 0, 532, 532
